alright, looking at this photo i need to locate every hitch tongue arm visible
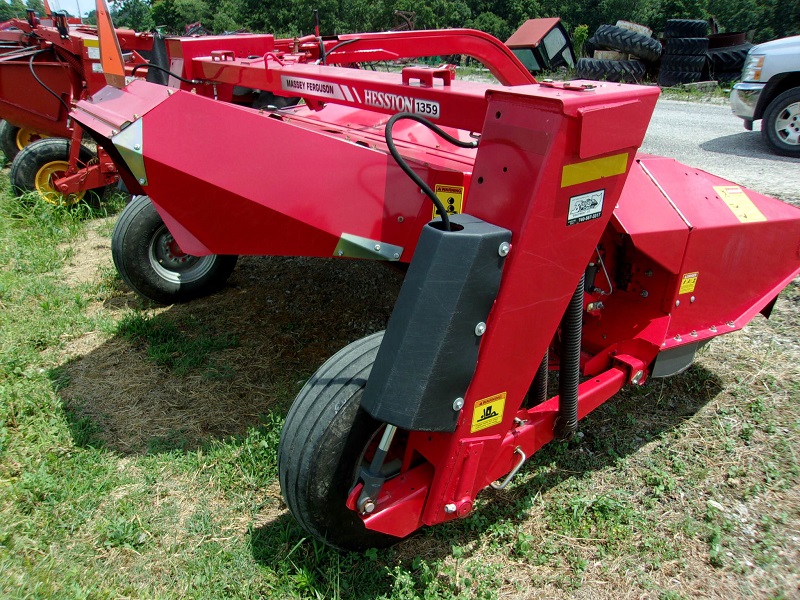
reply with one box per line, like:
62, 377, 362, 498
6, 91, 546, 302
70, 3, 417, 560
356, 424, 398, 513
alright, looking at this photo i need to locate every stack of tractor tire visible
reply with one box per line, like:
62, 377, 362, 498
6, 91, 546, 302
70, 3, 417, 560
705, 32, 753, 85
658, 19, 709, 87
577, 23, 662, 83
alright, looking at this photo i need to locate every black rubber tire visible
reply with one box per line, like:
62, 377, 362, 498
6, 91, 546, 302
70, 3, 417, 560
592, 24, 662, 62
9, 138, 96, 204
706, 44, 752, 74
761, 87, 800, 157
0, 120, 20, 163
278, 331, 403, 551
664, 37, 709, 56
715, 71, 742, 84
664, 19, 708, 39
576, 57, 646, 83
660, 54, 706, 72
111, 195, 238, 304
658, 70, 702, 87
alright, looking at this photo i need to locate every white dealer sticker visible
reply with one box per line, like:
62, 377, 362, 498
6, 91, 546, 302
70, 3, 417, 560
567, 190, 604, 225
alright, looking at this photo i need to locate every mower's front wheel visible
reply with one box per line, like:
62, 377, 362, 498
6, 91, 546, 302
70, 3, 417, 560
278, 331, 404, 551
112, 195, 238, 304
9, 138, 94, 204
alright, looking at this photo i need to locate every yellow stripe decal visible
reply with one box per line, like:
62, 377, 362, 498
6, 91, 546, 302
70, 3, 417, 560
561, 153, 629, 187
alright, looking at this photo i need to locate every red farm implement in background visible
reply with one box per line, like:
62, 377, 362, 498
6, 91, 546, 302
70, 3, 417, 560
0, 8, 153, 203
69, 0, 800, 551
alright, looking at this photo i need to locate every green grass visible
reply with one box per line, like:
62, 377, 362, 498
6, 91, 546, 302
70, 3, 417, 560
0, 178, 798, 599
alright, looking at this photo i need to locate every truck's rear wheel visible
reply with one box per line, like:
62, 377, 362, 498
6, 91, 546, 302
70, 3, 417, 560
761, 88, 800, 157
278, 331, 404, 551
9, 138, 94, 205
112, 195, 238, 304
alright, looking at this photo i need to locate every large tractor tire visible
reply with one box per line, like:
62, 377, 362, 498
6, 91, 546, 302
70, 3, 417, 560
278, 331, 404, 551
706, 44, 752, 76
761, 88, 800, 157
664, 37, 709, 56
576, 57, 646, 83
9, 138, 95, 205
664, 19, 708, 39
660, 54, 706, 72
111, 195, 238, 304
658, 69, 702, 87
592, 24, 662, 63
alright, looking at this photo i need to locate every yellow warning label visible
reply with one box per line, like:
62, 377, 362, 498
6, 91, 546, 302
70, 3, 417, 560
679, 272, 699, 295
83, 39, 99, 47
433, 184, 464, 219
561, 153, 629, 187
471, 392, 506, 433
714, 186, 767, 223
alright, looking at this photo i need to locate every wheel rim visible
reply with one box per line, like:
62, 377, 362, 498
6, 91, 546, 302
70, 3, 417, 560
148, 224, 216, 284
774, 101, 800, 147
33, 160, 86, 205
16, 128, 47, 150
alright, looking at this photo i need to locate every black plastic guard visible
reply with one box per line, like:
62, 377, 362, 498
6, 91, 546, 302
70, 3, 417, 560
361, 214, 511, 432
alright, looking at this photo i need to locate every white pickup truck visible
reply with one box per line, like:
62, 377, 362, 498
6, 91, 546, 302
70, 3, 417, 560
731, 35, 800, 156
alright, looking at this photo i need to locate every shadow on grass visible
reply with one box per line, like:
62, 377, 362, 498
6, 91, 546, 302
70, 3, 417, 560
50, 255, 404, 456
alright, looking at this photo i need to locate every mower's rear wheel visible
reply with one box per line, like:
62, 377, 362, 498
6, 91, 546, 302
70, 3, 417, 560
9, 138, 94, 205
112, 195, 238, 304
278, 331, 404, 551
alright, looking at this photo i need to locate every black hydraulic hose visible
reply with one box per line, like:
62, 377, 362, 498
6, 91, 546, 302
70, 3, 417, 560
321, 37, 360, 64
29, 49, 70, 117
527, 351, 549, 407
556, 273, 584, 439
131, 62, 199, 84
385, 112, 478, 232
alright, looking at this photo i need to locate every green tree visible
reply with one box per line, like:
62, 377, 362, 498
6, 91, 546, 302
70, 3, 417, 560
469, 11, 511, 40
114, 0, 154, 31
26, 0, 45, 17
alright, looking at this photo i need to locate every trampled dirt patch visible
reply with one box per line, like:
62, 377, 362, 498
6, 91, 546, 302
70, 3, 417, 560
58, 252, 404, 453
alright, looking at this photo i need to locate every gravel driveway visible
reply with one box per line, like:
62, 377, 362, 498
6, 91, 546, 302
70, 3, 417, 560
640, 98, 799, 203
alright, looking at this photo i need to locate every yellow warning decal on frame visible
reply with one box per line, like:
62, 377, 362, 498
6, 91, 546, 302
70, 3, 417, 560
679, 272, 699, 295
471, 392, 506, 433
433, 184, 464, 219
561, 153, 628, 187
714, 186, 766, 223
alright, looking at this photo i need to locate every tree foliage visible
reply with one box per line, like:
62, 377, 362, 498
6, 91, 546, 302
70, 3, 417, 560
3, 0, 797, 45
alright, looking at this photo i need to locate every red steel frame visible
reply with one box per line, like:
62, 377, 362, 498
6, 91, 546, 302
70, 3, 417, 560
71, 13, 800, 541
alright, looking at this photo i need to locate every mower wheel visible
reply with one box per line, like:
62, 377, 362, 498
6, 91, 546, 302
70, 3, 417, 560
112, 195, 238, 304
9, 138, 95, 205
761, 87, 800, 157
278, 331, 403, 551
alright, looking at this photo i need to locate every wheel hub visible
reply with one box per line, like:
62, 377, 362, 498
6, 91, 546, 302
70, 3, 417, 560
33, 160, 85, 205
148, 225, 216, 284
774, 101, 800, 146
16, 128, 46, 151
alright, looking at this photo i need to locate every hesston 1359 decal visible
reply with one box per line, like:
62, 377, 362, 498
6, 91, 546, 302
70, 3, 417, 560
281, 76, 441, 119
